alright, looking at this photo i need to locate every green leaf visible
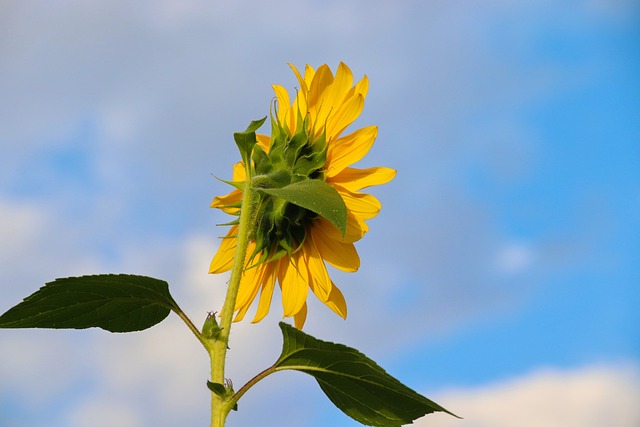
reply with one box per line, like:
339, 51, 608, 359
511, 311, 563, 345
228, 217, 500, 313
255, 179, 347, 236
274, 323, 458, 426
234, 117, 267, 164
206, 381, 238, 411
206, 381, 227, 397
0, 274, 180, 333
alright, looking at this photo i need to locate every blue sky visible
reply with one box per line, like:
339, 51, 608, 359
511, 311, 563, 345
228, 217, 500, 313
1, 1, 638, 426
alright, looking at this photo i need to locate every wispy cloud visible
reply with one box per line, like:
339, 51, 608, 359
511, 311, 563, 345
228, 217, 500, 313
423, 363, 640, 427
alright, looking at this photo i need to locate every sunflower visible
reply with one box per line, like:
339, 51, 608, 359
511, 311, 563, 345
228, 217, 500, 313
209, 62, 395, 329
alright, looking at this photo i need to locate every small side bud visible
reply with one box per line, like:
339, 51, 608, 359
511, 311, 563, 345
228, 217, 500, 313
202, 311, 223, 341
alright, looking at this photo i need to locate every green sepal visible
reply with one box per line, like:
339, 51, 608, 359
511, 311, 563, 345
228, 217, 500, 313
0, 274, 180, 333
252, 145, 271, 175
255, 179, 347, 236
215, 176, 245, 192
234, 117, 266, 165
283, 128, 310, 168
216, 219, 240, 227
244, 116, 268, 134
274, 322, 459, 426
292, 130, 327, 177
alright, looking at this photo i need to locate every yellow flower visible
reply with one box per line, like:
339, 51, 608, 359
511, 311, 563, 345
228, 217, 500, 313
209, 62, 395, 329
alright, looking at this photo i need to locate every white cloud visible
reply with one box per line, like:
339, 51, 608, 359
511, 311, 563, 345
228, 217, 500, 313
0, 331, 80, 405
66, 399, 142, 427
0, 198, 105, 302
0, 201, 45, 260
421, 364, 640, 427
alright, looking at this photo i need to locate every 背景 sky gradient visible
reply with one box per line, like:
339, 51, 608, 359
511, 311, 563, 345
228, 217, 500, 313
1, 1, 638, 426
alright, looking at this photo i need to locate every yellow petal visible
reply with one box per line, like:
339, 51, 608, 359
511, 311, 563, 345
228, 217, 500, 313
234, 268, 267, 323
272, 84, 291, 127
289, 63, 310, 94
210, 189, 242, 213
315, 216, 365, 244
302, 64, 316, 88
212, 161, 247, 214
233, 289, 255, 322
291, 87, 307, 130
232, 161, 246, 181
256, 134, 271, 153
279, 251, 309, 317
324, 282, 347, 319
313, 62, 355, 134
337, 185, 381, 220
347, 74, 369, 99
328, 166, 397, 192
311, 225, 360, 272
326, 93, 364, 141
209, 226, 238, 274
234, 256, 262, 314
293, 302, 308, 329
252, 262, 278, 323
326, 126, 378, 177
288, 63, 314, 129
302, 237, 332, 302
233, 305, 250, 322
308, 64, 334, 114
330, 62, 355, 106
348, 211, 369, 238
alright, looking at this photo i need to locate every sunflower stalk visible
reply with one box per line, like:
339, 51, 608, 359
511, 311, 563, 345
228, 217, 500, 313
209, 158, 257, 427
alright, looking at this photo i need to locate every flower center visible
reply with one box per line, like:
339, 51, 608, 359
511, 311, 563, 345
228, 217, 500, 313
249, 116, 327, 263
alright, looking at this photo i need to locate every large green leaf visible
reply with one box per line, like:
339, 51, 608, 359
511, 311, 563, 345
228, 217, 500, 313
0, 274, 180, 333
255, 179, 347, 236
274, 323, 458, 426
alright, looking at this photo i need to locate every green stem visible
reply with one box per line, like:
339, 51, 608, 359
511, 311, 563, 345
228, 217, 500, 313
173, 308, 209, 350
209, 163, 256, 427
229, 365, 277, 409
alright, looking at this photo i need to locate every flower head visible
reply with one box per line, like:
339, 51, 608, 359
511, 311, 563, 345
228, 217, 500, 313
210, 62, 395, 329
